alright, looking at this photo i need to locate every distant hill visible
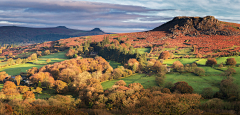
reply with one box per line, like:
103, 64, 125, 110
0, 26, 106, 45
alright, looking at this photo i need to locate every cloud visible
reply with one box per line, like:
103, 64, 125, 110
0, 0, 239, 33
0, 0, 175, 32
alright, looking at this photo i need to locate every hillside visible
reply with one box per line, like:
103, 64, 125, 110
0, 26, 106, 45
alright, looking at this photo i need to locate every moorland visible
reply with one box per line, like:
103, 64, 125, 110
0, 16, 240, 114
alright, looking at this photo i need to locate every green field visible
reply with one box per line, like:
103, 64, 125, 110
136, 48, 151, 54
101, 74, 157, 90
107, 60, 123, 69
0, 51, 69, 75
35, 89, 56, 99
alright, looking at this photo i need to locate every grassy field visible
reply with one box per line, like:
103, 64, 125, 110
165, 72, 222, 94
101, 74, 157, 90
163, 58, 199, 66
0, 51, 69, 75
35, 89, 56, 99
136, 48, 151, 54
107, 60, 123, 69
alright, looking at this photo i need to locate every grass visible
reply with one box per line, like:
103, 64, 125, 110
35, 89, 56, 99
163, 58, 199, 66
0, 51, 69, 75
165, 72, 222, 94
136, 48, 151, 54
107, 60, 123, 69
101, 74, 157, 90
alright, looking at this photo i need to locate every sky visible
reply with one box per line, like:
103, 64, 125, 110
0, 0, 240, 33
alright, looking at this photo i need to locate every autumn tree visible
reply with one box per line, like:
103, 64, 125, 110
115, 80, 126, 86
195, 53, 203, 58
59, 67, 79, 84
112, 68, 123, 79
15, 75, 22, 86
226, 58, 236, 66
0, 71, 8, 82
156, 65, 167, 77
171, 81, 193, 94
54, 80, 68, 94
172, 61, 184, 71
29, 72, 55, 88
7, 58, 14, 66
222, 68, 236, 77
219, 77, 240, 100
35, 87, 42, 94
27, 67, 39, 76
206, 58, 217, 66
194, 67, 205, 76
22, 91, 35, 100
18, 86, 29, 94
46, 59, 51, 63
44, 50, 51, 55
15, 58, 22, 64
127, 58, 139, 73
36, 51, 42, 57
159, 51, 170, 60
202, 87, 214, 99
2, 81, 19, 97
65, 49, 76, 58
30, 53, 38, 60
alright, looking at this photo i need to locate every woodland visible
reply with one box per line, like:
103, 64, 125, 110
0, 16, 239, 115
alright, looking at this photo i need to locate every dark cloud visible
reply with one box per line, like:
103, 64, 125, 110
0, 0, 175, 32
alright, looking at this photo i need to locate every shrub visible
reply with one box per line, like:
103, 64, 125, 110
172, 61, 184, 71
206, 58, 217, 66
35, 87, 42, 94
171, 81, 193, 94
202, 87, 214, 99
46, 59, 51, 63
161, 88, 171, 94
115, 80, 126, 86
226, 58, 236, 66
155, 77, 165, 86
194, 67, 205, 76
22, 91, 35, 100
159, 51, 170, 60
44, 50, 51, 55
54, 80, 68, 94
112, 68, 123, 79
18, 86, 30, 94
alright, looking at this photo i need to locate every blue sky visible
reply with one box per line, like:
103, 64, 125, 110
0, 0, 239, 33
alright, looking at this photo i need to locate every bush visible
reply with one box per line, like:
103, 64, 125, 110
161, 88, 171, 94
206, 58, 217, 66
159, 51, 170, 60
155, 77, 165, 86
226, 58, 236, 66
115, 80, 126, 86
202, 87, 214, 99
194, 67, 205, 76
171, 81, 193, 94
172, 61, 184, 71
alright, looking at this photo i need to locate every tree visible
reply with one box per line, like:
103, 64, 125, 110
206, 58, 217, 66
2, 81, 19, 97
159, 51, 170, 60
219, 77, 239, 100
65, 49, 76, 58
7, 58, 14, 66
156, 65, 167, 77
36, 51, 42, 57
46, 59, 51, 63
194, 67, 205, 76
18, 86, 29, 94
54, 80, 68, 94
30, 53, 38, 60
0, 71, 8, 82
44, 50, 51, 55
15, 75, 22, 86
202, 87, 214, 99
15, 58, 22, 64
195, 53, 202, 58
22, 91, 35, 100
172, 61, 184, 71
155, 77, 165, 86
115, 80, 126, 86
29, 72, 55, 88
222, 68, 236, 77
112, 68, 123, 79
226, 58, 236, 66
35, 87, 42, 94
27, 67, 39, 76
171, 81, 193, 94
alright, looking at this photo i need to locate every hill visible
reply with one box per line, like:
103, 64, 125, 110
0, 26, 106, 45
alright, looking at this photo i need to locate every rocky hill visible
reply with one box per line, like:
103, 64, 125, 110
152, 16, 240, 36
0, 26, 106, 45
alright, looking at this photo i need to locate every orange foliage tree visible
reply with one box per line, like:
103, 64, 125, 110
226, 58, 236, 66
206, 58, 217, 66
15, 75, 22, 86
29, 72, 55, 88
54, 80, 68, 94
171, 81, 193, 94
22, 91, 35, 100
159, 51, 170, 60
0, 71, 8, 82
2, 81, 19, 97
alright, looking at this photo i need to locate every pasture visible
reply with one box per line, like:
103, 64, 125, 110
101, 74, 157, 90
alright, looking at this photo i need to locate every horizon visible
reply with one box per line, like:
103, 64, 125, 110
0, 0, 239, 33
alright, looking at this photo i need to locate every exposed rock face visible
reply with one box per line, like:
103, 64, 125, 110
152, 16, 239, 36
